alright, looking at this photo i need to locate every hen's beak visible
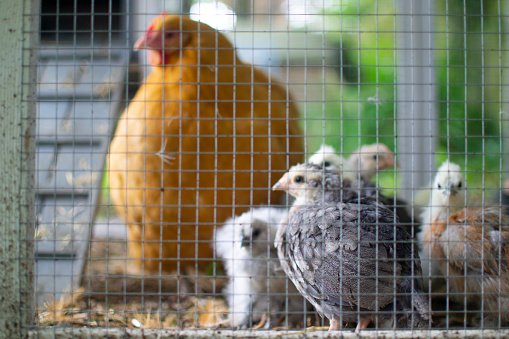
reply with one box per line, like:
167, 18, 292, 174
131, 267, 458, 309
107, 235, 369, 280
133, 32, 162, 51
273, 174, 290, 191
133, 34, 147, 51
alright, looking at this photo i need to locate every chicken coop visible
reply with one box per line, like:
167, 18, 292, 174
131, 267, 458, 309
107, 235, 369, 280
3, 0, 509, 337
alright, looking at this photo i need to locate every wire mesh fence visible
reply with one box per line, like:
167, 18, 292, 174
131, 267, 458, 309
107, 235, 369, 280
9, 0, 509, 337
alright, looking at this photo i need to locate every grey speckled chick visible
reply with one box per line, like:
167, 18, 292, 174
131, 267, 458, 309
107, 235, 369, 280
215, 208, 311, 328
273, 163, 430, 332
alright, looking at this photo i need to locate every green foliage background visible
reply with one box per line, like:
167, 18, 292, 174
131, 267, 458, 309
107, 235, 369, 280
304, 0, 505, 195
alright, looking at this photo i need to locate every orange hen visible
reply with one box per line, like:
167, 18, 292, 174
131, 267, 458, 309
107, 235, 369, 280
107, 14, 303, 273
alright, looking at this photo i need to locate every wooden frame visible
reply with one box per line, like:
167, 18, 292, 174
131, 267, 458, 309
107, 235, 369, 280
0, 0, 39, 337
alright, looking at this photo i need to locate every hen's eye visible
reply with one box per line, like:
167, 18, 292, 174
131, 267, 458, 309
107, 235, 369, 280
294, 176, 304, 183
252, 229, 261, 238
323, 161, 331, 167
372, 154, 378, 160
165, 32, 174, 38
437, 183, 442, 189
458, 182, 462, 188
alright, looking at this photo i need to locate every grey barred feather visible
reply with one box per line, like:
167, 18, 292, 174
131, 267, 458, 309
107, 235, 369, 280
274, 164, 430, 330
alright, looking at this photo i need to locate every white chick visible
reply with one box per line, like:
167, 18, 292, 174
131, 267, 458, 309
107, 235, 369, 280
419, 160, 466, 227
215, 215, 251, 327
417, 160, 466, 287
216, 208, 309, 328
307, 144, 345, 171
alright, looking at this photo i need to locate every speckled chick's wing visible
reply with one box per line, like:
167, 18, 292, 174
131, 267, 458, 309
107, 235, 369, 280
358, 180, 417, 236
277, 199, 431, 330
281, 202, 401, 315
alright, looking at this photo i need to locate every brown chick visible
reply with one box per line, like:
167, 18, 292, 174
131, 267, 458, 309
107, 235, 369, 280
494, 178, 509, 215
108, 14, 304, 273
423, 207, 509, 326
346, 143, 396, 182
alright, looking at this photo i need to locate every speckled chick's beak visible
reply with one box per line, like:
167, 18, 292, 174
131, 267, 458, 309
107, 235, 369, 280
273, 173, 290, 191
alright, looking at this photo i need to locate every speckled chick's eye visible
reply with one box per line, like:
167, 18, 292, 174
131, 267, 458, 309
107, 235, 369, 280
323, 161, 331, 167
309, 180, 318, 188
458, 182, 462, 188
437, 183, 442, 189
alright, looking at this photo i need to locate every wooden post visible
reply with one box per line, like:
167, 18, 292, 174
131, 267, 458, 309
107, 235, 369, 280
0, 0, 39, 337
504, 5, 509, 178
396, 0, 438, 202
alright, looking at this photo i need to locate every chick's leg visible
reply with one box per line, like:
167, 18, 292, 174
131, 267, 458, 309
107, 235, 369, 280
329, 319, 342, 331
355, 318, 371, 333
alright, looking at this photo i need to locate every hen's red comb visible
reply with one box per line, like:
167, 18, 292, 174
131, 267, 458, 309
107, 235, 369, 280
147, 11, 170, 32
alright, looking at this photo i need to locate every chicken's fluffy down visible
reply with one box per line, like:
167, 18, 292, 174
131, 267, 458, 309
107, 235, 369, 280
108, 14, 303, 273
216, 208, 310, 328
423, 207, 509, 326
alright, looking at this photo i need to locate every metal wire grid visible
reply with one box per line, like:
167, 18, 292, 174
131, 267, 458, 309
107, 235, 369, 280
10, 0, 509, 337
